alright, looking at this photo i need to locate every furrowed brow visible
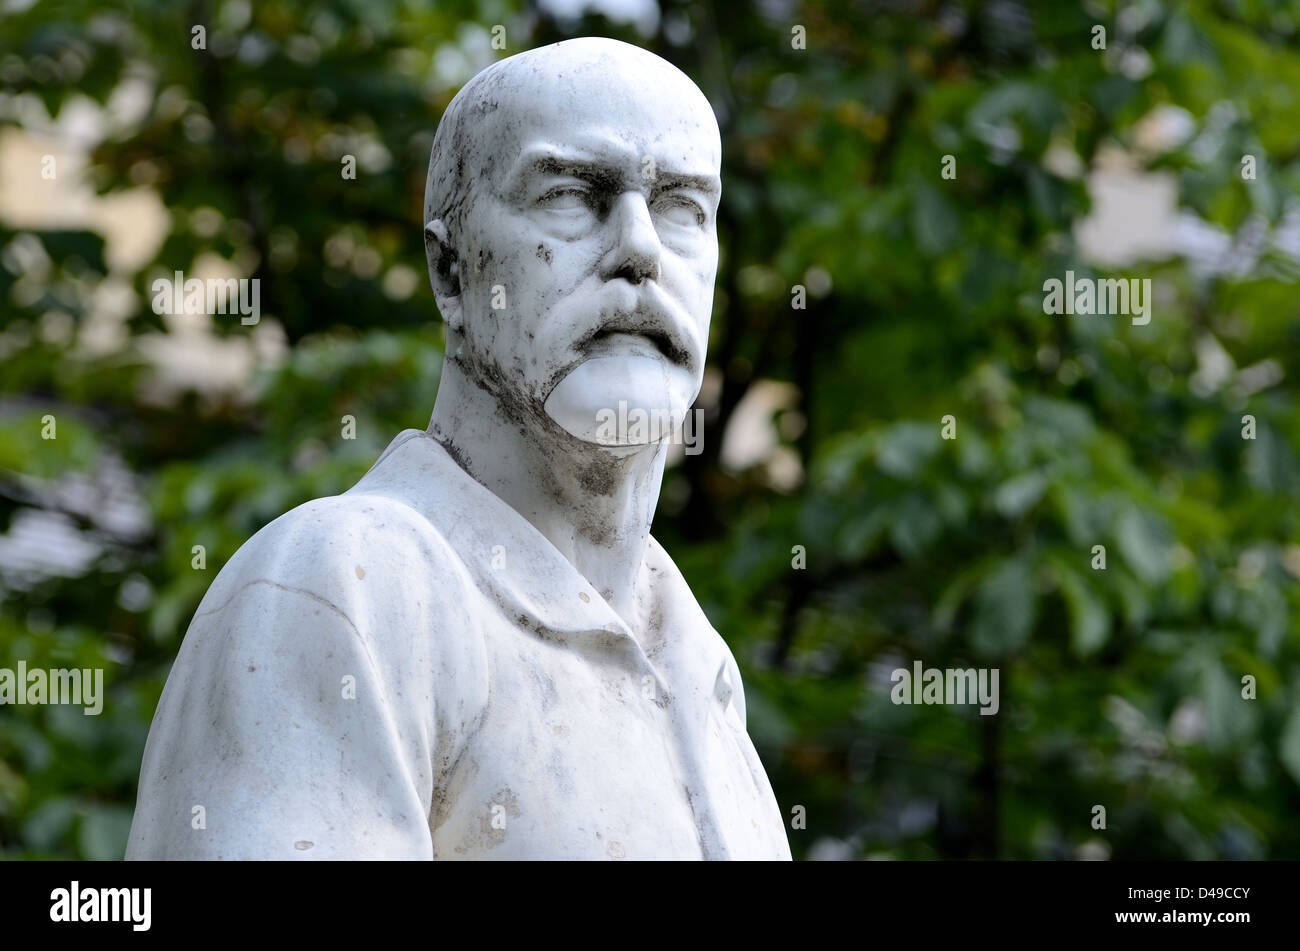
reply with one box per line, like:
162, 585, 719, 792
504, 150, 624, 199
652, 171, 721, 200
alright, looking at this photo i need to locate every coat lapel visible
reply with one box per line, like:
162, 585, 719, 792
349, 430, 674, 687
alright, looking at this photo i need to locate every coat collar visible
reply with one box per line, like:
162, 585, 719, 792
347, 430, 714, 689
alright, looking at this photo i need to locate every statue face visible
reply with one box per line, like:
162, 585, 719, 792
436, 41, 721, 447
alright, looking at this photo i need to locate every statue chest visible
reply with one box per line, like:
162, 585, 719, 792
428, 622, 790, 860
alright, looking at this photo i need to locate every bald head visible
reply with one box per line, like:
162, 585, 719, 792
421, 37, 723, 454
424, 38, 721, 269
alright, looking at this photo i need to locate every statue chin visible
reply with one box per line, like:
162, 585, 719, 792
545, 355, 693, 448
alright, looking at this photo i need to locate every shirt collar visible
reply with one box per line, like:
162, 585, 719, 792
348, 429, 709, 682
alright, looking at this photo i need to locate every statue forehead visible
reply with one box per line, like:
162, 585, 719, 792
456, 39, 721, 175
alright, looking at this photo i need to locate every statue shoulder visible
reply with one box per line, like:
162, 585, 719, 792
180, 490, 488, 693
127, 490, 486, 860
201, 490, 467, 607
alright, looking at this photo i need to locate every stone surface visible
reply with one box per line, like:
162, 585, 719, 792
126, 37, 792, 860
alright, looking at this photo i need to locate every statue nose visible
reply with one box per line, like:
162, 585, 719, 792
601, 192, 661, 284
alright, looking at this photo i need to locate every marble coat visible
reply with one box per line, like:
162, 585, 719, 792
126, 429, 792, 860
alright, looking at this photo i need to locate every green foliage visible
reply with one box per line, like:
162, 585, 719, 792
2, 0, 1298, 859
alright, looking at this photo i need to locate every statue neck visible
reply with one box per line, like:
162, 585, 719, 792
427, 356, 667, 631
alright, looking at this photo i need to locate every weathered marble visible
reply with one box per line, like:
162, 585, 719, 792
126, 37, 791, 860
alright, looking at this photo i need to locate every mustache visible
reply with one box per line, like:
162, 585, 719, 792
572, 281, 699, 370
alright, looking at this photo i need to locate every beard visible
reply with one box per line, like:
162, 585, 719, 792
451, 277, 706, 448
545, 351, 697, 447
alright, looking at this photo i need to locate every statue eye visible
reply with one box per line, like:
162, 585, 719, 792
653, 195, 706, 228
537, 186, 594, 214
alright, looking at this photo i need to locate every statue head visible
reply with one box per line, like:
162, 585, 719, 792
423, 37, 721, 448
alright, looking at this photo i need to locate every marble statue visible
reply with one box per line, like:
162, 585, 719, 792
126, 37, 792, 860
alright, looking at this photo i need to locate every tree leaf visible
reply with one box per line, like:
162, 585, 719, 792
969, 556, 1036, 657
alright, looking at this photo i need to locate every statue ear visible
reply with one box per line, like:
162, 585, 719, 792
424, 219, 463, 331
